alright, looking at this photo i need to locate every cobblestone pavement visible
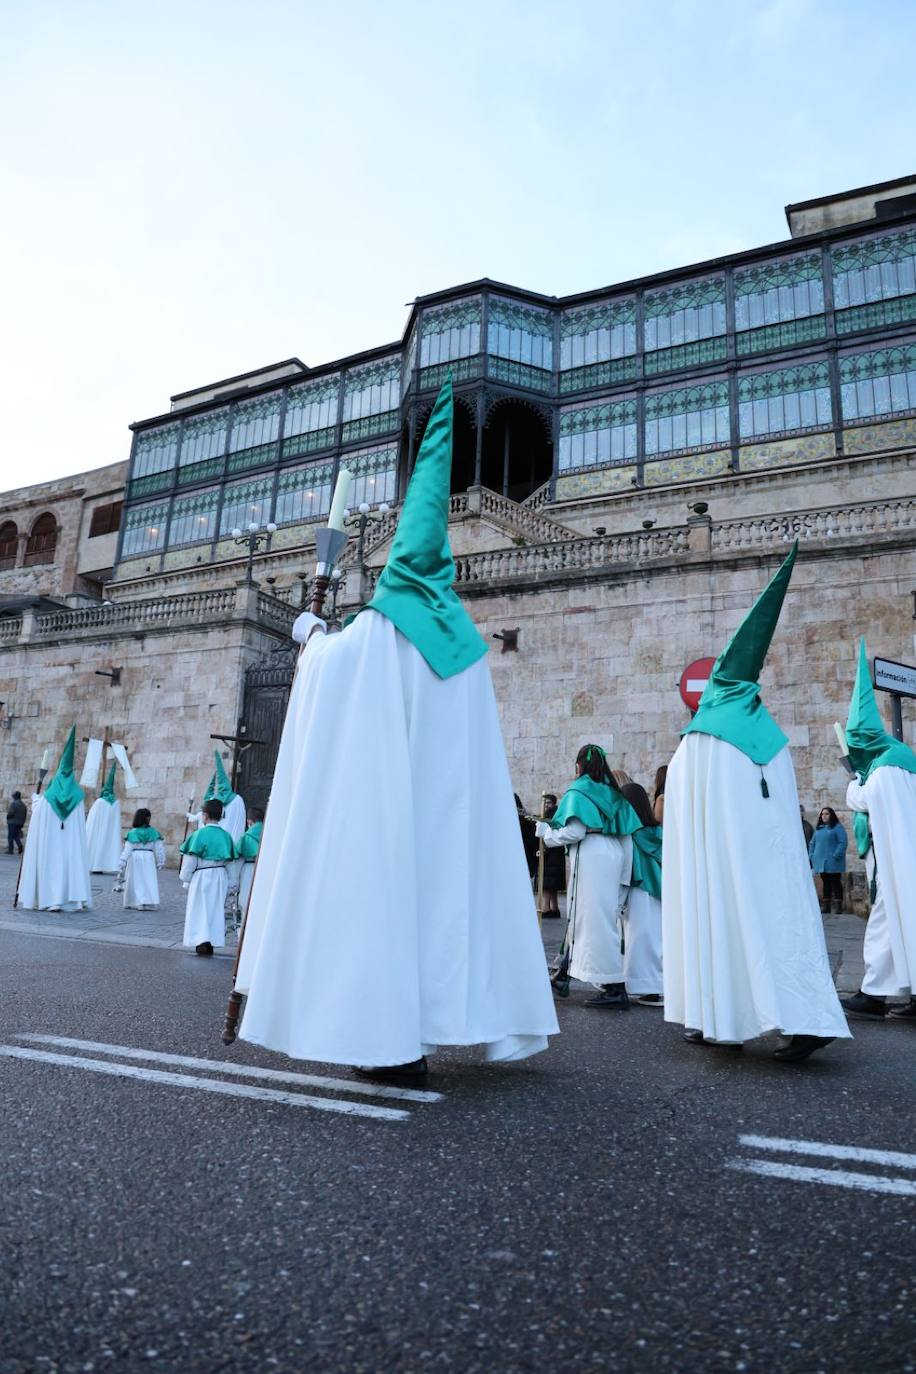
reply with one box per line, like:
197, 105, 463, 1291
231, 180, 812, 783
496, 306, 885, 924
0, 851, 868, 991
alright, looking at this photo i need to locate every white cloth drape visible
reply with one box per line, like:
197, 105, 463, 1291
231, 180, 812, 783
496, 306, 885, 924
662, 734, 850, 1043
79, 738, 104, 789
86, 798, 122, 872
110, 743, 138, 791
847, 768, 916, 996
238, 610, 558, 1068
18, 795, 92, 913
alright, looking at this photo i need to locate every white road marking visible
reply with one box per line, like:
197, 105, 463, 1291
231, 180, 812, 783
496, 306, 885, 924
0, 1045, 410, 1121
729, 1159, 916, 1197
686, 678, 709, 693
18, 1034, 442, 1104
738, 1134, 916, 1171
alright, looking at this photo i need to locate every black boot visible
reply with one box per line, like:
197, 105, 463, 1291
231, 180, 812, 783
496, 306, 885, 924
584, 983, 629, 1010
888, 998, 916, 1021
353, 1056, 429, 1087
773, 1035, 835, 1063
195, 941, 214, 957
841, 990, 886, 1019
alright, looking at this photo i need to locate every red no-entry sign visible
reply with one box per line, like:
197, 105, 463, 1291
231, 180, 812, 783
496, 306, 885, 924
679, 657, 716, 712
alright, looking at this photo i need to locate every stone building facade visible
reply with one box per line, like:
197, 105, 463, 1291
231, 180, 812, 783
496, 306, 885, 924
1, 177, 914, 872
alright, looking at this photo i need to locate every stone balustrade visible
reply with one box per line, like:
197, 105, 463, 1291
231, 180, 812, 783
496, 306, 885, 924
256, 590, 298, 633
0, 616, 23, 643
714, 497, 916, 553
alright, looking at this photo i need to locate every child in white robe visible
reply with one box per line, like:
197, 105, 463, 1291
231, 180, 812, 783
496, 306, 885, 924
180, 798, 235, 956
233, 808, 264, 917
619, 781, 664, 1005
117, 808, 166, 910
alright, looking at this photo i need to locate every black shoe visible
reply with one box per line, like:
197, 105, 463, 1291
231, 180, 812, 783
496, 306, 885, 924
889, 999, 916, 1021
683, 1029, 743, 1049
635, 993, 664, 1007
773, 1034, 835, 1063
584, 984, 629, 1010
195, 941, 214, 957
841, 990, 886, 1020
540, 911, 561, 919
352, 1056, 429, 1087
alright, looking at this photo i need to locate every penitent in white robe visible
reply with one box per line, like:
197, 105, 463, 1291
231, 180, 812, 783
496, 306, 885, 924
18, 795, 92, 912
85, 798, 122, 873
622, 889, 663, 997
846, 768, 916, 996
663, 733, 850, 1044
542, 819, 632, 985
194, 795, 247, 846
120, 839, 166, 910
238, 609, 558, 1068
181, 856, 229, 947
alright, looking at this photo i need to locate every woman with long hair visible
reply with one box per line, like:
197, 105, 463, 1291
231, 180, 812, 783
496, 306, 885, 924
808, 806, 848, 914
536, 744, 641, 1009
653, 765, 667, 825
620, 781, 664, 1005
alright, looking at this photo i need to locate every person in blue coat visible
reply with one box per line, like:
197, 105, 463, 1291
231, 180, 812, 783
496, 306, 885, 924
808, 807, 847, 914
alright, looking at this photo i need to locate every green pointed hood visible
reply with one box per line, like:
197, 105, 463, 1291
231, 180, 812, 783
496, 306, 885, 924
845, 638, 916, 780
684, 542, 797, 765
363, 380, 487, 679
99, 761, 117, 804
203, 750, 236, 805
44, 726, 85, 823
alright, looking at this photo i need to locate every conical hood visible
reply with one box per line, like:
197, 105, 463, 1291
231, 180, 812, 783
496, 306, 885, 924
44, 725, 85, 823
845, 638, 916, 780
363, 380, 487, 679
683, 542, 797, 765
99, 761, 117, 804
203, 750, 236, 805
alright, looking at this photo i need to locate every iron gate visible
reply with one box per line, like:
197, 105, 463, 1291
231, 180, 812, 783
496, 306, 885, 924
239, 653, 296, 814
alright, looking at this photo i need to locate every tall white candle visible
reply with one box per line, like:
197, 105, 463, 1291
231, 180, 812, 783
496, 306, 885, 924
40, 748, 50, 770
327, 468, 353, 533
833, 721, 848, 756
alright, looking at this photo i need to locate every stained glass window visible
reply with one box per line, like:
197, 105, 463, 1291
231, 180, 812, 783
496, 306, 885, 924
840, 342, 916, 421
644, 278, 727, 376
343, 443, 398, 508
167, 488, 220, 546
558, 399, 637, 471
122, 502, 168, 557
734, 253, 826, 356
420, 298, 482, 367
219, 476, 274, 535
832, 227, 916, 334
737, 361, 832, 440
284, 376, 339, 457
275, 462, 333, 525
559, 299, 637, 392
179, 409, 230, 465
228, 392, 282, 457
402, 321, 418, 395
645, 381, 730, 456
342, 358, 401, 441
133, 423, 180, 479
487, 296, 553, 389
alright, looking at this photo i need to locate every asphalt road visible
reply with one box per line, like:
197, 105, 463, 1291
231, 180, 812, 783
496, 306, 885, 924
1, 931, 914, 1374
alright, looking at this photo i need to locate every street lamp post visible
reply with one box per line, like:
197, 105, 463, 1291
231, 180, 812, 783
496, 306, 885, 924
343, 501, 391, 603
231, 520, 278, 586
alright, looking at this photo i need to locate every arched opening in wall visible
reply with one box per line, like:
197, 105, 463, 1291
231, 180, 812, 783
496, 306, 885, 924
414, 396, 477, 495
0, 522, 18, 571
24, 512, 58, 567
481, 400, 552, 502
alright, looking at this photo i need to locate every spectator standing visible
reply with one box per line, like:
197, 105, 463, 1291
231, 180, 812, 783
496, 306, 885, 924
800, 805, 814, 849
538, 793, 565, 918
809, 807, 848, 914
514, 794, 538, 880
6, 792, 26, 854
653, 766, 667, 825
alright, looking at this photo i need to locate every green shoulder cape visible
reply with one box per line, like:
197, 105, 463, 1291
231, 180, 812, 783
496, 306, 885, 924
126, 827, 162, 844
235, 821, 263, 860
180, 825, 235, 862
630, 825, 663, 899
550, 776, 642, 838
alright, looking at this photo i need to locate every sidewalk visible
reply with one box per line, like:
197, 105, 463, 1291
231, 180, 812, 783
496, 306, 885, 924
0, 852, 868, 991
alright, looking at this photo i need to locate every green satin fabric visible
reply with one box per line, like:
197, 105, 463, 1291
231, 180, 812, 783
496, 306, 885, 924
235, 821, 263, 860
44, 725, 85, 823
853, 811, 872, 860
364, 380, 487, 680
846, 638, 916, 781
99, 762, 117, 804
550, 776, 642, 838
203, 750, 237, 805
126, 827, 163, 844
630, 825, 663, 899
683, 542, 797, 766
180, 824, 235, 862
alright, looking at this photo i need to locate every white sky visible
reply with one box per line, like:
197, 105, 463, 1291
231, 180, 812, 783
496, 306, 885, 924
2, 0, 915, 488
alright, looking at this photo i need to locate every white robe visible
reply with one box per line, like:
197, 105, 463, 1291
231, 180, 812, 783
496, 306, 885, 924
846, 768, 916, 996
622, 888, 663, 997
542, 818, 632, 985
193, 795, 247, 846
85, 798, 122, 873
238, 609, 558, 1068
18, 795, 92, 913
120, 839, 165, 910
181, 854, 229, 947
663, 734, 850, 1043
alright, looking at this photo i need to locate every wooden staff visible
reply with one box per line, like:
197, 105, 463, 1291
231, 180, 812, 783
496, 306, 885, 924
535, 791, 549, 926
221, 526, 347, 1046
180, 795, 195, 847
13, 764, 49, 909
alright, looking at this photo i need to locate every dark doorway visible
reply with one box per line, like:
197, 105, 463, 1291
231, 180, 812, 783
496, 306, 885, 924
481, 401, 552, 502
239, 654, 296, 813
414, 396, 477, 494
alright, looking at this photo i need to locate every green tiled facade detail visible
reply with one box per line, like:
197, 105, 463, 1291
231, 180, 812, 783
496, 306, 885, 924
227, 442, 277, 475
128, 471, 173, 500
736, 315, 827, 356
116, 556, 158, 580
168, 488, 220, 547
488, 357, 552, 391
643, 449, 731, 486
644, 336, 727, 376
645, 381, 729, 420
177, 457, 224, 487
738, 431, 835, 471
343, 357, 401, 421
282, 427, 336, 458
560, 399, 637, 436
832, 225, 916, 276
489, 296, 554, 338
228, 392, 283, 454
644, 277, 725, 316
561, 298, 636, 337
738, 361, 830, 402
133, 423, 180, 481
843, 415, 916, 454
162, 548, 209, 571
555, 464, 638, 499
836, 296, 916, 335
734, 252, 823, 295
559, 357, 638, 392
341, 409, 400, 443
418, 357, 481, 390
839, 341, 916, 384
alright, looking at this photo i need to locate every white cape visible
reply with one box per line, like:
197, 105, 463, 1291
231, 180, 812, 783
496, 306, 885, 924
85, 798, 122, 873
662, 734, 850, 1042
238, 610, 558, 1067
847, 767, 916, 995
18, 795, 93, 912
